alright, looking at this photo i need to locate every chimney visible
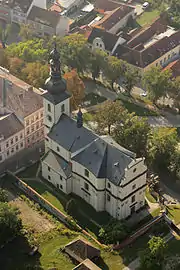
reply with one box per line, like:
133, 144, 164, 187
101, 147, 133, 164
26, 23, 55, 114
76, 107, 83, 128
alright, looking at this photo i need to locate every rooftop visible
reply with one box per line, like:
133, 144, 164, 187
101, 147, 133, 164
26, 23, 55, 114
73, 259, 101, 270
0, 113, 24, 140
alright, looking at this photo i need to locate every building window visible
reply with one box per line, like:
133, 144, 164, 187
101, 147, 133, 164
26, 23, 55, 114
6, 142, 9, 148
48, 166, 51, 172
31, 125, 34, 132
11, 139, 13, 145
48, 103, 51, 112
27, 128, 30, 135
96, 43, 98, 46
61, 104, 65, 113
26, 119, 29, 126
85, 169, 89, 178
16, 145, 19, 151
27, 138, 30, 143
7, 150, 9, 156
60, 185, 63, 189
57, 146, 60, 152
107, 183, 111, 189
47, 115, 52, 122
84, 182, 89, 190
15, 136, 18, 142
20, 133, 23, 139
133, 168, 136, 173
107, 194, 111, 201
36, 123, 39, 129
99, 43, 102, 48
11, 148, 14, 153
132, 184, 136, 190
48, 175, 51, 180
36, 114, 39, 120
40, 112, 43, 118
60, 175, 63, 180
131, 195, 135, 203
20, 142, 23, 148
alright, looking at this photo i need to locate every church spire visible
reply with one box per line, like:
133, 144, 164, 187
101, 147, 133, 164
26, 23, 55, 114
45, 42, 67, 95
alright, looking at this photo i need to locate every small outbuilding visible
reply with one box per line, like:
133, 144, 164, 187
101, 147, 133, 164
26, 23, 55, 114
73, 258, 101, 270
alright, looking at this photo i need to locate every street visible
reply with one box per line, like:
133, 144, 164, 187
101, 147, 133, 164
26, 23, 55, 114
0, 141, 44, 176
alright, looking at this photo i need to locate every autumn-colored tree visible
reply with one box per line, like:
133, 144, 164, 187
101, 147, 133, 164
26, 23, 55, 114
8, 57, 24, 76
21, 62, 49, 88
64, 69, 85, 110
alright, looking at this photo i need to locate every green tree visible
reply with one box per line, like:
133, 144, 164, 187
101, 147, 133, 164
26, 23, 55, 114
103, 56, 124, 89
147, 127, 178, 169
0, 188, 8, 202
170, 76, 180, 109
123, 65, 140, 95
0, 24, 12, 47
19, 23, 34, 41
8, 57, 25, 77
139, 236, 167, 270
94, 100, 127, 135
89, 49, 107, 81
168, 150, 180, 179
0, 203, 22, 245
113, 114, 150, 156
143, 66, 172, 103
21, 61, 49, 88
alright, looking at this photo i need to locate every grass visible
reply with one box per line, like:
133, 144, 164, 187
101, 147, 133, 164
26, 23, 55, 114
167, 205, 180, 225
145, 188, 157, 203
119, 99, 158, 116
137, 9, 160, 26
83, 112, 94, 122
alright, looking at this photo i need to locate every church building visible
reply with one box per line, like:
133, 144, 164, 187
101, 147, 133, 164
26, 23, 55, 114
41, 44, 147, 220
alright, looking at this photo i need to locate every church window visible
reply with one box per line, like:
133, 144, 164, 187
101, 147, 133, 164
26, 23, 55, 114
57, 146, 60, 152
131, 195, 135, 203
60, 185, 63, 190
47, 115, 52, 122
133, 168, 136, 173
85, 169, 89, 178
60, 175, 63, 180
132, 184, 136, 190
107, 183, 111, 189
48, 175, 51, 180
48, 166, 51, 172
48, 103, 51, 112
11, 139, 13, 145
107, 194, 111, 202
15, 136, 18, 142
84, 182, 89, 190
61, 104, 65, 113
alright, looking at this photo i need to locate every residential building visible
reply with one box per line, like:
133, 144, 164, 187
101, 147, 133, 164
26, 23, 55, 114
0, 113, 24, 163
56, 0, 85, 13
0, 67, 44, 148
163, 59, 180, 78
27, 6, 69, 37
41, 45, 147, 220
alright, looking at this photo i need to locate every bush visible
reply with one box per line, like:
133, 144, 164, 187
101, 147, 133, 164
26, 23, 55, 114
0, 188, 8, 202
98, 219, 129, 244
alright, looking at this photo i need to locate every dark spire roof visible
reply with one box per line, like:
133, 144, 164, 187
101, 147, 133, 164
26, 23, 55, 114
77, 107, 83, 128
45, 42, 67, 95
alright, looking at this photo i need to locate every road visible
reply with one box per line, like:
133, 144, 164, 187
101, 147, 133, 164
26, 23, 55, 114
0, 141, 44, 176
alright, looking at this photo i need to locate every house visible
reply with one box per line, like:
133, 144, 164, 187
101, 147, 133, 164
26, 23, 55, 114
163, 59, 180, 78
73, 259, 101, 270
41, 44, 147, 220
0, 113, 24, 163
56, 0, 85, 13
27, 6, 69, 37
0, 67, 44, 148
64, 237, 100, 263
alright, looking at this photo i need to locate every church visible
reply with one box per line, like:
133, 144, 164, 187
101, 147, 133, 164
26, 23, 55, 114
41, 44, 147, 220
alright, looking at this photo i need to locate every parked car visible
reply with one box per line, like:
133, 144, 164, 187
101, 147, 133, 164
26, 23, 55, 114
142, 2, 150, 9
140, 92, 147, 97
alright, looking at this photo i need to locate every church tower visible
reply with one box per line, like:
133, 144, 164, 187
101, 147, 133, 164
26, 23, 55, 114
43, 43, 71, 134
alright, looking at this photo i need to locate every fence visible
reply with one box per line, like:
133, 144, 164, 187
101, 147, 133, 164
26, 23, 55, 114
113, 214, 163, 250
6, 171, 105, 247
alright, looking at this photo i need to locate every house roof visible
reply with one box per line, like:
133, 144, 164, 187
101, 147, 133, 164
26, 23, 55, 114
163, 59, 180, 78
93, 5, 134, 31
88, 27, 119, 51
27, 6, 61, 28
72, 137, 135, 185
0, 113, 24, 140
48, 114, 98, 153
94, 0, 119, 12
12, 0, 33, 12
42, 150, 71, 178
0, 72, 43, 119
73, 259, 101, 270
42, 90, 71, 105
49, 3, 62, 13
64, 237, 100, 263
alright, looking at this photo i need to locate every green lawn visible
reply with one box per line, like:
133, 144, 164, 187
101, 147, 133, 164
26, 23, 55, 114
145, 188, 157, 203
167, 205, 180, 225
137, 9, 160, 26
119, 99, 158, 116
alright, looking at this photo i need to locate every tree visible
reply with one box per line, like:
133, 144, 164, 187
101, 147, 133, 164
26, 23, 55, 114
168, 150, 180, 179
89, 49, 107, 81
139, 236, 167, 270
21, 61, 49, 88
170, 76, 180, 109
0, 188, 8, 202
0, 24, 12, 47
0, 203, 22, 245
113, 114, 150, 156
94, 100, 127, 135
123, 65, 140, 95
147, 127, 178, 169
103, 56, 124, 89
63, 69, 85, 110
143, 67, 172, 103
19, 23, 34, 41
8, 57, 25, 77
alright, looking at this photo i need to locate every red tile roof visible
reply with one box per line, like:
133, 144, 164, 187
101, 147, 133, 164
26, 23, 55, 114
163, 59, 180, 77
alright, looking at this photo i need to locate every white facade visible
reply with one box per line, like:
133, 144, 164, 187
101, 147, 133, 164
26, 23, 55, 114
42, 85, 147, 220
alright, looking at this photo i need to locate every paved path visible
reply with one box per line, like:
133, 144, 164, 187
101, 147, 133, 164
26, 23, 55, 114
0, 141, 44, 176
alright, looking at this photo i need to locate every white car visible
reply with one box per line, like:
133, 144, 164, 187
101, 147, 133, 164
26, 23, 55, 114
140, 92, 147, 97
